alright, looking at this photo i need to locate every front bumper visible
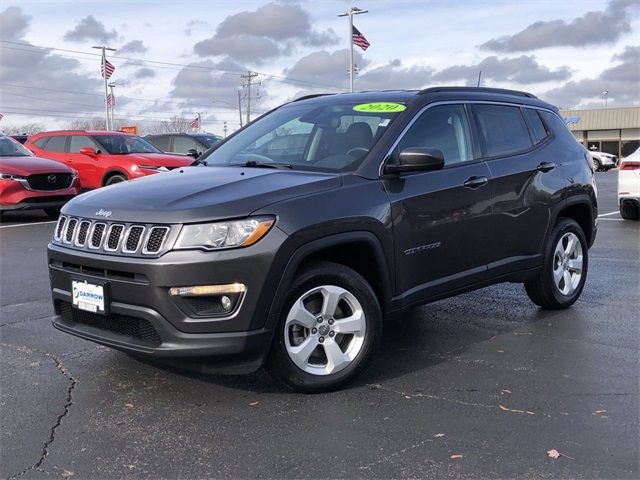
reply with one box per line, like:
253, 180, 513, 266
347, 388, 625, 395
48, 227, 289, 370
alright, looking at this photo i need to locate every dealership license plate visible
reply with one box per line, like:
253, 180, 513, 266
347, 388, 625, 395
72, 280, 106, 314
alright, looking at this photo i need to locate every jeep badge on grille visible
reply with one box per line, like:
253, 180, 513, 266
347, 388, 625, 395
95, 209, 112, 218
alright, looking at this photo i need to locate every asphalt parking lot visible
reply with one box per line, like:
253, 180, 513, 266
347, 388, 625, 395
1, 172, 638, 479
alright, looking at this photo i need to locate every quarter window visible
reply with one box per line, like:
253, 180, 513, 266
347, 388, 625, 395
473, 105, 532, 157
397, 104, 473, 165
522, 108, 548, 144
44, 136, 67, 153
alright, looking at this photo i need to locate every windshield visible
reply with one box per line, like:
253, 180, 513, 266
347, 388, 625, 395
94, 135, 161, 155
0, 136, 32, 157
204, 100, 405, 172
198, 135, 222, 148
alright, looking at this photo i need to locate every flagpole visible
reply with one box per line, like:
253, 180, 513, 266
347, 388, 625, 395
92, 45, 116, 131
108, 82, 116, 130
339, 7, 368, 93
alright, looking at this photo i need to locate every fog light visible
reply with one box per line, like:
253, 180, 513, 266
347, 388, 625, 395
221, 295, 232, 311
169, 283, 246, 297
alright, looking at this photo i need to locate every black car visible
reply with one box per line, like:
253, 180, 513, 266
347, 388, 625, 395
10, 134, 29, 144
145, 133, 221, 158
48, 87, 597, 392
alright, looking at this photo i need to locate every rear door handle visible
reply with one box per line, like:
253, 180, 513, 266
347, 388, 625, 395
537, 162, 556, 173
463, 176, 488, 189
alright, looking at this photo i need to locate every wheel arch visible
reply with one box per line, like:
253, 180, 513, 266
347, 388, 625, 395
553, 195, 597, 248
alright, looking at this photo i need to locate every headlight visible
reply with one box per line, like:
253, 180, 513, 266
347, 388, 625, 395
0, 173, 26, 180
138, 165, 169, 171
175, 217, 274, 250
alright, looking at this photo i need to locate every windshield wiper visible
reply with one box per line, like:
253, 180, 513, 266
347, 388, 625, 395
235, 160, 293, 170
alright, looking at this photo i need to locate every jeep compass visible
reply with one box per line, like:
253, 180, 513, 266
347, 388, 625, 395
48, 87, 597, 392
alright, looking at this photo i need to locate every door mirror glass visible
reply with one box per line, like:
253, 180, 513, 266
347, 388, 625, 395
187, 148, 200, 158
385, 147, 445, 174
79, 146, 98, 157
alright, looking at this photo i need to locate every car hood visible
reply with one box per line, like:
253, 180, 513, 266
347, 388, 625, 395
0, 155, 74, 176
62, 166, 342, 223
121, 153, 194, 167
591, 151, 614, 158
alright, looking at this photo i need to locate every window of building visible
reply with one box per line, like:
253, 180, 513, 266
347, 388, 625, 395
473, 105, 532, 157
397, 104, 473, 165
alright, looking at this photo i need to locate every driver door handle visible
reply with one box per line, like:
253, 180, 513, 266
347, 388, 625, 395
463, 176, 488, 189
537, 161, 556, 173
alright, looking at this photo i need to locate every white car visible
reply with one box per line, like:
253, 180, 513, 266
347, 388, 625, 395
618, 148, 640, 220
589, 148, 618, 171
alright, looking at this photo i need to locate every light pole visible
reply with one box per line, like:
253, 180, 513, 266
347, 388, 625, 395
602, 90, 609, 108
108, 82, 116, 129
338, 7, 368, 92
92, 45, 116, 130
237, 88, 243, 128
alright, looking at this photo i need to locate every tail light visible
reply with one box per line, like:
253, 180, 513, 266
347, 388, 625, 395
620, 161, 640, 170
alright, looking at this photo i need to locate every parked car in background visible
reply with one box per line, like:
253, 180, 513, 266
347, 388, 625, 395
618, 148, 640, 220
589, 147, 617, 171
48, 87, 597, 392
10, 134, 29, 144
0, 135, 79, 217
145, 133, 222, 158
26, 131, 195, 190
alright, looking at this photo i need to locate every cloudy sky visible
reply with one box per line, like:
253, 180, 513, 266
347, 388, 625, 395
1, 0, 638, 134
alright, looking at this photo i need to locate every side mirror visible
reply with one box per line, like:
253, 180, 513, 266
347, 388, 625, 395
79, 147, 98, 157
187, 149, 200, 159
384, 147, 445, 174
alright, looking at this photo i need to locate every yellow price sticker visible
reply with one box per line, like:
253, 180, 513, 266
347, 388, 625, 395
353, 102, 406, 113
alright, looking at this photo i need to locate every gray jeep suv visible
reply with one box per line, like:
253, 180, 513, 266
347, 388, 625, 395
48, 87, 597, 392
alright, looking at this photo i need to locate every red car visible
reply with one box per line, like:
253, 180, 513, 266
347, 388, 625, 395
26, 131, 194, 189
0, 135, 80, 217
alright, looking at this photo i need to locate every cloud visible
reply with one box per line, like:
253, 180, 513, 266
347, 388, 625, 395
194, 2, 338, 64
169, 58, 248, 104
542, 45, 640, 108
481, 0, 639, 52
134, 67, 155, 79
185, 19, 208, 36
433, 55, 571, 85
0, 6, 29, 40
118, 40, 148, 54
63, 15, 118, 43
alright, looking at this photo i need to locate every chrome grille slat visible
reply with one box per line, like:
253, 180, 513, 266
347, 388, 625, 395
52, 217, 172, 257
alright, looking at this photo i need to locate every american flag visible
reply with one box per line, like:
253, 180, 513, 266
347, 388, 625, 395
101, 59, 115, 79
0, 113, 3, 121
188, 117, 200, 129
352, 25, 370, 51
107, 93, 115, 107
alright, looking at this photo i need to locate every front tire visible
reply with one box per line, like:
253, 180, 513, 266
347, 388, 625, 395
266, 261, 382, 393
104, 174, 127, 186
525, 218, 588, 309
593, 159, 601, 172
43, 207, 61, 218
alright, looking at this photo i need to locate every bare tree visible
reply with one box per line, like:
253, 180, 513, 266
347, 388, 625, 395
65, 117, 107, 131
144, 116, 194, 134
1, 123, 46, 135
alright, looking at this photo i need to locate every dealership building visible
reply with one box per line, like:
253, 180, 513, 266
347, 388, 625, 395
560, 106, 640, 159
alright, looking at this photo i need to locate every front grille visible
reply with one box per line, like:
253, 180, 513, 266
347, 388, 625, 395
53, 216, 173, 257
59, 302, 161, 346
64, 218, 77, 244
26, 173, 73, 191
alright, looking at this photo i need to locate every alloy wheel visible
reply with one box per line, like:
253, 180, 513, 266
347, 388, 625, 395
552, 232, 583, 296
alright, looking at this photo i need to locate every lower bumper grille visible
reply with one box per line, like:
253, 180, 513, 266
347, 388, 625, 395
59, 302, 161, 346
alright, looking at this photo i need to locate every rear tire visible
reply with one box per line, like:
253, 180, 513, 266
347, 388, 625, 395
525, 218, 588, 310
44, 207, 61, 218
266, 261, 382, 393
620, 202, 639, 221
104, 174, 127, 186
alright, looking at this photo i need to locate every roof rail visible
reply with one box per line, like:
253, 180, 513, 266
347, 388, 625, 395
418, 86, 537, 98
292, 93, 335, 102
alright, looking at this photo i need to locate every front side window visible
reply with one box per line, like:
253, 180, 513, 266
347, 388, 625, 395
173, 136, 199, 153
94, 135, 161, 155
69, 136, 101, 153
44, 136, 67, 153
205, 101, 405, 172
396, 104, 473, 165
147, 136, 170, 151
473, 104, 532, 157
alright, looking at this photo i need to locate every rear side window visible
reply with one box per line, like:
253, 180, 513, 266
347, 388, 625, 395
148, 136, 170, 151
522, 108, 548, 144
473, 105, 532, 157
397, 104, 473, 165
44, 136, 67, 152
